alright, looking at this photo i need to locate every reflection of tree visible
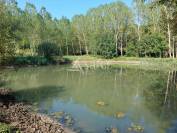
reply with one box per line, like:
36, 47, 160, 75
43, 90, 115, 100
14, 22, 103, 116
162, 71, 177, 132
2, 66, 177, 131
164, 71, 177, 105
71, 67, 162, 117
162, 71, 177, 120
144, 70, 177, 121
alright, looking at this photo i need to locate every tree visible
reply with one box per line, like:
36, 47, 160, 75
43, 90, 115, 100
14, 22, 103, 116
37, 42, 60, 59
1, 0, 177, 61
151, 0, 177, 58
57, 17, 72, 55
72, 15, 89, 55
133, 0, 146, 41
24, 3, 41, 56
85, 2, 132, 56
0, 1, 16, 63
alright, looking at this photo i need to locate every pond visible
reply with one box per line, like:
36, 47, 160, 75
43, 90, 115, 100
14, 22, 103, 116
1, 65, 177, 133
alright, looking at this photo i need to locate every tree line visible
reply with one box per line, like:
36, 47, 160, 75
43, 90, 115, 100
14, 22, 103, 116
0, 0, 177, 62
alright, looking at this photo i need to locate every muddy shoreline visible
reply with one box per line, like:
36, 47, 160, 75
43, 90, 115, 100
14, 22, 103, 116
0, 88, 73, 133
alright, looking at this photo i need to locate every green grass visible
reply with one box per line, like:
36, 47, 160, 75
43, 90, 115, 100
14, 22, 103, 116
64, 55, 177, 63
2, 54, 177, 70
63, 55, 177, 70
0, 123, 11, 133
63, 55, 102, 61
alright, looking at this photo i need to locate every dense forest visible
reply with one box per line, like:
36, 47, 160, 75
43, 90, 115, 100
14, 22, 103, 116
0, 0, 177, 64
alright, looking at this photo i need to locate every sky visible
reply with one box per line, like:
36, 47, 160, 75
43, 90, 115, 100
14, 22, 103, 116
16, 0, 132, 19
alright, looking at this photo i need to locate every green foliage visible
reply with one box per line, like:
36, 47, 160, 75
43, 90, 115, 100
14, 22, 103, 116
126, 42, 139, 57
1, 0, 177, 65
0, 123, 11, 133
37, 42, 60, 59
137, 33, 167, 57
96, 33, 116, 58
14, 56, 49, 65
0, 2, 16, 63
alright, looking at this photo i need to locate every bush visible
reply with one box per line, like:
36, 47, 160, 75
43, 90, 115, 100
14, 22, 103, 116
37, 42, 60, 59
126, 41, 138, 57
14, 56, 49, 65
93, 33, 116, 59
0, 123, 11, 133
0, 3, 16, 64
138, 33, 167, 57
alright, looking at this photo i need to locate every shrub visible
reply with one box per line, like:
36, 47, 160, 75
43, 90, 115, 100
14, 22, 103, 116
37, 42, 60, 59
94, 33, 116, 59
0, 123, 11, 133
14, 56, 49, 65
126, 42, 138, 57
138, 33, 167, 57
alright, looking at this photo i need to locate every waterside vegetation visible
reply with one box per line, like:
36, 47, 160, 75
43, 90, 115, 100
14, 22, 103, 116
1, 0, 177, 66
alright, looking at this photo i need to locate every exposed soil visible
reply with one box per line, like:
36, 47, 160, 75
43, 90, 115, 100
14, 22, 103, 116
0, 88, 73, 133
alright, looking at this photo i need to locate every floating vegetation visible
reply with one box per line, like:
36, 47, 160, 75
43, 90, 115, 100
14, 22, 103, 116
105, 127, 119, 133
115, 112, 125, 118
51, 111, 75, 127
96, 101, 107, 106
128, 123, 144, 132
63, 114, 74, 126
52, 111, 65, 119
96, 101, 105, 106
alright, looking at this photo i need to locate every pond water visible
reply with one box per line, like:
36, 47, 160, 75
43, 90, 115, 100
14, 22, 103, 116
1, 65, 177, 133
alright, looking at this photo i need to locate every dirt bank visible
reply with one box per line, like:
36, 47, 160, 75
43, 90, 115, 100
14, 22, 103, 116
0, 88, 73, 133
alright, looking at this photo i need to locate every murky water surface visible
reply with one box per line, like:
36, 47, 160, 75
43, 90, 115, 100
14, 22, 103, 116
1, 66, 177, 133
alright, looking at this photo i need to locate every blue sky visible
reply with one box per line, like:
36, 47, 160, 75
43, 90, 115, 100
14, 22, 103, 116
16, 0, 132, 19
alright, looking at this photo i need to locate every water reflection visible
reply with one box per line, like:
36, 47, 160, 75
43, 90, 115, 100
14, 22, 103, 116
143, 70, 177, 133
13, 86, 65, 104
1, 66, 177, 133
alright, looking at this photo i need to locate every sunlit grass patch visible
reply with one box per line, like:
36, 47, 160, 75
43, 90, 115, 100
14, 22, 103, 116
0, 123, 11, 133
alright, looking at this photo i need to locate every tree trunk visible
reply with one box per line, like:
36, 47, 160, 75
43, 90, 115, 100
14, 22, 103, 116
79, 39, 82, 55
138, 24, 141, 41
168, 23, 172, 58
164, 5, 172, 58
120, 34, 123, 56
83, 34, 88, 55
71, 41, 75, 55
59, 44, 63, 56
152, 11, 156, 33
115, 34, 118, 56
176, 40, 177, 58
164, 71, 171, 104
66, 37, 68, 55
85, 45, 89, 55
173, 36, 175, 58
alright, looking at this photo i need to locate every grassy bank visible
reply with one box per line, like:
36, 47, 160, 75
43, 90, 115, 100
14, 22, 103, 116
64, 55, 177, 70
1, 55, 177, 70
0, 123, 11, 133
64, 55, 177, 62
